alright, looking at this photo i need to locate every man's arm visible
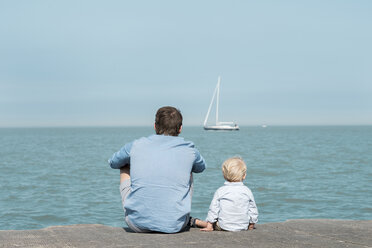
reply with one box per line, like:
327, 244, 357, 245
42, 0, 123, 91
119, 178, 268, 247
192, 149, 206, 173
108, 142, 132, 169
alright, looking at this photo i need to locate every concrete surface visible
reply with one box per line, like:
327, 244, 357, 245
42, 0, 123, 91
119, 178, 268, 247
0, 219, 371, 248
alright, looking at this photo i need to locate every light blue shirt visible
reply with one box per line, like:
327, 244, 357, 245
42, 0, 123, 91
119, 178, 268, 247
206, 181, 258, 232
109, 134, 206, 233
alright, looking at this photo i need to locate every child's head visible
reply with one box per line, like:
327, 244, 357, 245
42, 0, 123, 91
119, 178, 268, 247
222, 157, 247, 182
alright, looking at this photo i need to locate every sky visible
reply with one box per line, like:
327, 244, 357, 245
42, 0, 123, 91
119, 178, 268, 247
0, 0, 371, 127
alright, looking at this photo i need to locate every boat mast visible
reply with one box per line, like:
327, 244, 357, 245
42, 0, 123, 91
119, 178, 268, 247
216, 76, 220, 125
203, 79, 219, 127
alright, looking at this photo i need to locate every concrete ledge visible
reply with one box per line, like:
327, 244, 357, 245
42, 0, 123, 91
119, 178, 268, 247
0, 219, 371, 248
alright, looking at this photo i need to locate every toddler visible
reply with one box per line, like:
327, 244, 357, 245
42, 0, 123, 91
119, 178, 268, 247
194, 157, 258, 231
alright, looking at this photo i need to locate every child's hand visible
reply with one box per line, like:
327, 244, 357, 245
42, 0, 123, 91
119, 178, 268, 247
200, 222, 214, 232
248, 223, 255, 230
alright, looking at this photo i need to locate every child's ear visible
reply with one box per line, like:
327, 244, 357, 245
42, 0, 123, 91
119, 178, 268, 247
243, 174, 246, 180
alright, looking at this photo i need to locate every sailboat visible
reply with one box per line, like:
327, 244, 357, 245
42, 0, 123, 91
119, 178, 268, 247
203, 76, 239, 131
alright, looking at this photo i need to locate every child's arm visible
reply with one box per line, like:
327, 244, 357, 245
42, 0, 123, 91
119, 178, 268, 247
201, 190, 220, 231
248, 189, 258, 228
191, 218, 214, 231
200, 222, 214, 232
193, 219, 208, 228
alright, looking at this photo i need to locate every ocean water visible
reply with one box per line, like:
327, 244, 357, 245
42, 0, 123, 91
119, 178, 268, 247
0, 126, 371, 230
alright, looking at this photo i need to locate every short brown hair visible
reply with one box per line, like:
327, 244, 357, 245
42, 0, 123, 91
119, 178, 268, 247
155, 106, 183, 136
222, 157, 247, 182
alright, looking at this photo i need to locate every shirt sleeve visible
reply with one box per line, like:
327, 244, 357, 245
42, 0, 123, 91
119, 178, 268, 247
247, 190, 259, 224
108, 142, 133, 169
192, 148, 206, 173
206, 190, 220, 223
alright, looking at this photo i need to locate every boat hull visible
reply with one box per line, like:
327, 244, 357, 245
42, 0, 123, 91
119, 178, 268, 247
204, 125, 239, 131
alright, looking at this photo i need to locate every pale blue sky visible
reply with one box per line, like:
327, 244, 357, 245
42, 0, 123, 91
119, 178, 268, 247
1, 0, 371, 127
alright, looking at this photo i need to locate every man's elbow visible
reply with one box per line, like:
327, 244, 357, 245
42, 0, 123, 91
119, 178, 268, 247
193, 164, 206, 173
108, 159, 119, 169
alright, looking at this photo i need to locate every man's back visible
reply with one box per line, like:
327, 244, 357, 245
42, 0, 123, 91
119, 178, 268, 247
109, 106, 206, 233
124, 134, 205, 233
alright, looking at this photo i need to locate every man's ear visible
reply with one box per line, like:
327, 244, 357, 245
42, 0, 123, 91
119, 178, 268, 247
154, 123, 156, 131
178, 125, 183, 134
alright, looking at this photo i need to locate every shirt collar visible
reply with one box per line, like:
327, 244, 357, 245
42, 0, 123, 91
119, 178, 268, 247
151, 134, 181, 139
224, 181, 244, 186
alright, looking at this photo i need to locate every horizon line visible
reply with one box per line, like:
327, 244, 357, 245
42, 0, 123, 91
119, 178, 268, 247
0, 124, 371, 129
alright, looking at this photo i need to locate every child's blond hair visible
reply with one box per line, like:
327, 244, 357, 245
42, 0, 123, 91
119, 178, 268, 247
222, 157, 247, 182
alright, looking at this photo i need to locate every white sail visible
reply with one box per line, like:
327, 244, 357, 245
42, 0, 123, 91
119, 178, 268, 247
216, 76, 220, 125
203, 76, 239, 131
203, 78, 219, 126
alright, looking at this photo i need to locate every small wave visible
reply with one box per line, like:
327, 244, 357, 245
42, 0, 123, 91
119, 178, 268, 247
31, 215, 69, 222
284, 198, 318, 203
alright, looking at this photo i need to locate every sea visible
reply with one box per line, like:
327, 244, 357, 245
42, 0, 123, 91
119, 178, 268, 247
0, 126, 371, 230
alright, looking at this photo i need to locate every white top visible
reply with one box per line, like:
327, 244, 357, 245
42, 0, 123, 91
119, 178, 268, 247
206, 181, 258, 231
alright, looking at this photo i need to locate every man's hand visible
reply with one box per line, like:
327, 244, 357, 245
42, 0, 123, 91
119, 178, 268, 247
200, 222, 214, 232
248, 223, 255, 230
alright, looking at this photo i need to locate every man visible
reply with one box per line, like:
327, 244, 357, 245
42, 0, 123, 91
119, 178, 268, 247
108, 106, 206, 233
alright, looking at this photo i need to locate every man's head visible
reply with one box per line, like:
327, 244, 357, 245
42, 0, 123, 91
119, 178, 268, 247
222, 157, 247, 182
155, 106, 183, 136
